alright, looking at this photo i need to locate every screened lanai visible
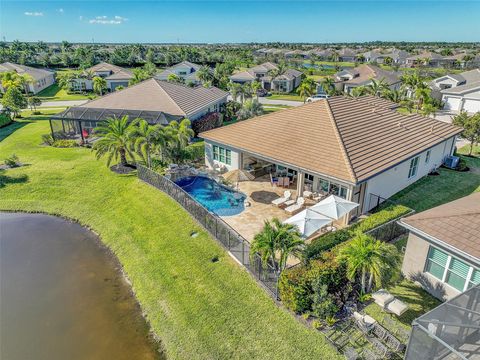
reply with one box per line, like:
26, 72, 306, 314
405, 284, 480, 360
50, 107, 181, 143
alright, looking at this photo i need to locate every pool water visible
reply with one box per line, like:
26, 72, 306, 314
175, 176, 246, 216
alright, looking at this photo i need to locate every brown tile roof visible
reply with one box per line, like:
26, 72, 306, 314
200, 96, 462, 184
87, 62, 131, 75
401, 193, 480, 261
76, 79, 228, 118
336, 64, 400, 86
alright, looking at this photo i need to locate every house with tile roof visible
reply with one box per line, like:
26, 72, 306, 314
431, 69, 480, 113
50, 79, 228, 143
155, 61, 206, 85
200, 96, 462, 220
400, 192, 480, 300
71, 62, 133, 92
230, 62, 302, 93
333, 64, 401, 93
0, 62, 55, 94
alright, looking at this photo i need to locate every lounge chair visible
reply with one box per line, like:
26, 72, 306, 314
271, 191, 291, 206
285, 197, 305, 214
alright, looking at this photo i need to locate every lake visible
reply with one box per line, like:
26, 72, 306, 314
0, 212, 164, 360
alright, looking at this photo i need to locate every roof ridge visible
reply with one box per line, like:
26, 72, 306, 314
324, 99, 358, 183
408, 211, 480, 223
153, 80, 187, 116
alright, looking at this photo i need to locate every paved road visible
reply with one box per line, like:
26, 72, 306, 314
39, 100, 89, 108
258, 98, 303, 107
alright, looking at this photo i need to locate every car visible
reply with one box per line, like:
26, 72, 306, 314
306, 94, 329, 102
256, 88, 269, 97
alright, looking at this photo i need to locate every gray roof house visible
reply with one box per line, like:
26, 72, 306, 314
72, 62, 133, 92
334, 64, 401, 93
0, 62, 55, 94
431, 69, 480, 113
50, 79, 228, 143
230, 62, 303, 93
156, 61, 207, 85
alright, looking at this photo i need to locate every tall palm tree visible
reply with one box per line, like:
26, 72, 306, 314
92, 76, 107, 96
237, 99, 264, 120
130, 118, 162, 168
228, 82, 242, 103
320, 77, 336, 96
197, 65, 213, 85
165, 118, 194, 164
251, 80, 262, 100
93, 116, 137, 167
339, 232, 400, 293
296, 78, 317, 102
365, 78, 389, 97
267, 63, 286, 92
250, 218, 304, 274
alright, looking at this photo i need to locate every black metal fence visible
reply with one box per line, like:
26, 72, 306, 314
137, 164, 280, 299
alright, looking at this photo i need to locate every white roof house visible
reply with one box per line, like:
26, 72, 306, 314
156, 61, 207, 85
0, 62, 56, 94
433, 69, 480, 113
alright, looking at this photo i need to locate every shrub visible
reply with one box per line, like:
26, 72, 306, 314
279, 252, 351, 314
311, 319, 323, 330
52, 139, 79, 148
0, 112, 12, 128
4, 154, 19, 168
41, 133, 55, 145
304, 204, 412, 261
185, 141, 205, 162
311, 282, 338, 320
191, 112, 222, 135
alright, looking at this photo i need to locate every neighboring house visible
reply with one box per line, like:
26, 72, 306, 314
156, 61, 206, 85
333, 64, 401, 93
285, 50, 309, 59
50, 79, 228, 142
200, 96, 461, 222
406, 52, 448, 67
363, 49, 410, 65
230, 62, 302, 93
310, 49, 333, 60
400, 193, 480, 301
337, 48, 357, 62
433, 69, 480, 113
72, 62, 133, 92
0, 62, 55, 94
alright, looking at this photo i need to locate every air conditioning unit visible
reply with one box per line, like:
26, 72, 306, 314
444, 156, 459, 169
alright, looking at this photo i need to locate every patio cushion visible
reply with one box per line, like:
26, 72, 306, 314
386, 299, 408, 316
372, 289, 395, 308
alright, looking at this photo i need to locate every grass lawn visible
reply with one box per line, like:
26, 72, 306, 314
268, 94, 303, 102
390, 152, 480, 212
0, 116, 341, 360
364, 280, 441, 333
307, 75, 326, 82
313, 61, 356, 68
37, 83, 92, 101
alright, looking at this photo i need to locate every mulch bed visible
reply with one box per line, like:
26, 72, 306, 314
110, 163, 137, 174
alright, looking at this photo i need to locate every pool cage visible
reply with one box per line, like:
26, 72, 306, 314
50, 107, 182, 144
405, 284, 480, 360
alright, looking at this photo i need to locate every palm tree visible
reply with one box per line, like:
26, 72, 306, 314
267, 63, 287, 92
296, 79, 316, 103
383, 88, 406, 103
130, 118, 162, 168
251, 80, 262, 100
164, 119, 194, 164
228, 82, 242, 103
420, 103, 437, 118
129, 68, 150, 86
167, 73, 183, 84
339, 232, 400, 293
237, 99, 264, 120
365, 78, 389, 97
351, 86, 368, 98
320, 77, 336, 96
197, 65, 213, 85
93, 116, 137, 167
250, 218, 304, 274
92, 76, 107, 96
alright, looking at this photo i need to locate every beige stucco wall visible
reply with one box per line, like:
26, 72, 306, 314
204, 140, 241, 171
402, 233, 461, 301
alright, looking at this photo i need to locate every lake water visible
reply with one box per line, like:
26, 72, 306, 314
0, 212, 164, 360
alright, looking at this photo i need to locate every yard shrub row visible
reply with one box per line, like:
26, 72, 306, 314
303, 204, 412, 261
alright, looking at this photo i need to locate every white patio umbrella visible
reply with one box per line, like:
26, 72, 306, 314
310, 195, 359, 220
284, 208, 333, 238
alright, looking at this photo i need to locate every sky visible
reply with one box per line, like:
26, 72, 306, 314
1, 1, 479, 44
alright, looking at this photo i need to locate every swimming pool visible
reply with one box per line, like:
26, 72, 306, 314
174, 176, 246, 216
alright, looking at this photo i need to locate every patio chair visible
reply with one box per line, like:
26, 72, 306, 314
270, 173, 279, 187
277, 177, 284, 187
271, 191, 292, 206
283, 177, 290, 188
285, 197, 305, 214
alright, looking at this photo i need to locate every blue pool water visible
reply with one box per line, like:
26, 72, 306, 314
175, 176, 246, 216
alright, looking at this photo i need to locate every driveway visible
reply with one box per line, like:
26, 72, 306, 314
258, 98, 303, 107
435, 110, 457, 124
39, 100, 89, 108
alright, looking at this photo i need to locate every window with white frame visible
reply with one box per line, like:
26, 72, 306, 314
425, 246, 480, 292
315, 177, 348, 199
425, 150, 431, 164
212, 145, 231, 165
408, 156, 420, 178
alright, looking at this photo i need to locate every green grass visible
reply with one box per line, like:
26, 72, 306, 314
0, 116, 341, 360
364, 280, 441, 332
390, 152, 480, 212
37, 83, 91, 101
313, 61, 356, 67
267, 94, 303, 102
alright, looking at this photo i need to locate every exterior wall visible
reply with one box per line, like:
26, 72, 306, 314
29, 73, 55, 94
107, 80, 130, 91
72, 79, 93, 91
401, 233, 461, 300
442, 90, 480, 112
364, 137, 455, 211
204, 140, 241, 171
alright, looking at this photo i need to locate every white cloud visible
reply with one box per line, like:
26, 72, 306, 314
79, 15, 83, 20
57, 8, 64, 13
24, 11, 43, 16
88, 15, 128, 25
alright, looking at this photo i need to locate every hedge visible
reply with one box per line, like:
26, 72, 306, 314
0, 112, 13, 128
304, 204, 412, 261
185, 141, 205, 162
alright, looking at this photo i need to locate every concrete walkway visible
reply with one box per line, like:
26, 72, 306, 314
258, 98, 303, 107
39, 100, 88, 108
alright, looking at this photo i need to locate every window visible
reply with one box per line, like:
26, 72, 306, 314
425, 246, 479, 292
445, 258, 470, 291
212, 145, 231, 165
305, 173, 314, 184
425, 247, 448, 280
425, 150, 431, 164
408, 156, 420, 179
